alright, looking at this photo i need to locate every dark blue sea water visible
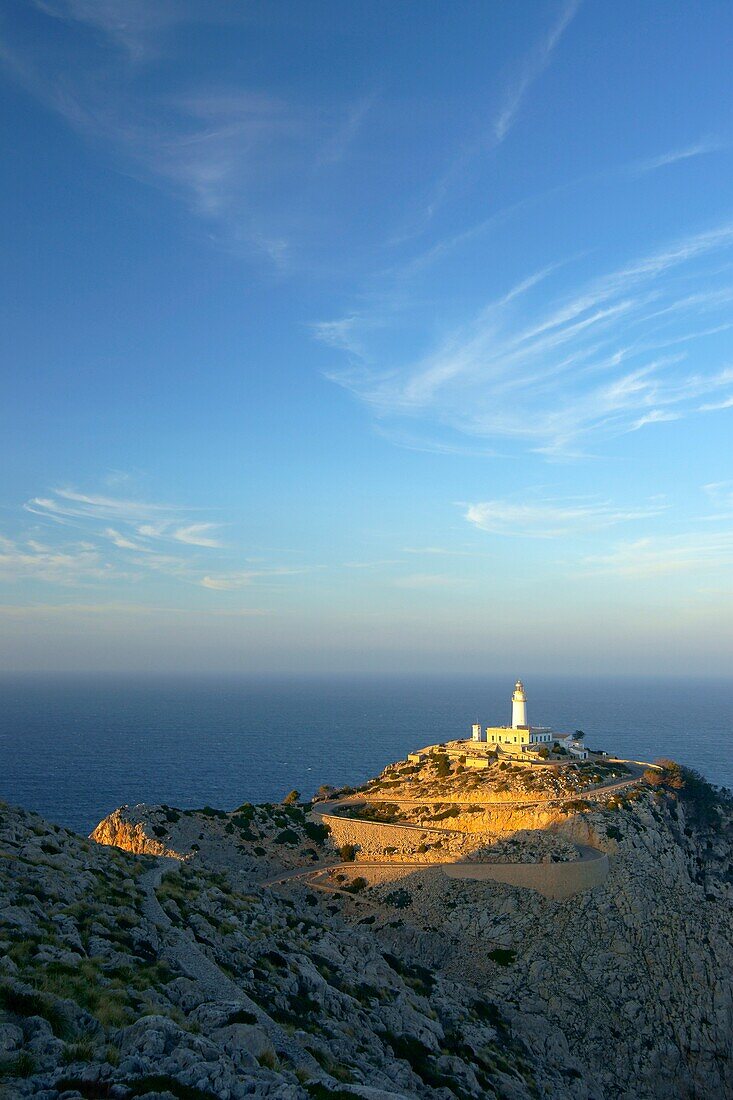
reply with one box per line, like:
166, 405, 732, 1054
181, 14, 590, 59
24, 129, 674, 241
0, 674, 731, 835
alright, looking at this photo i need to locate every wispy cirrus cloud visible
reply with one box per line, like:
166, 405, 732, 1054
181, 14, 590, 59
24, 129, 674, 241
393, 573, 466, 589
399, 1, 581, 235
389, 137, 724, 281
200, 568, 306, 591
703, 481, 733, 515
582, 532, 733, 577
0, 535, 126, 586
493, 0, 581, 145
24, 488, 177, 525
699, 395, 733, 412
401, 546, 477, 556
321, 220, 733, 456
463, 496, 667, 539
31, 0, 201, 61
1, 6, 374, 266
25, 489, 225, 548
4, 485, 302, 593
316, 92, 377, 168
628, 138, 724, 177
171, 524, 225, 548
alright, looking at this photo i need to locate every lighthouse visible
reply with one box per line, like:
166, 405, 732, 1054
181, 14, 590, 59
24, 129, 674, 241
511, 680, 527, 728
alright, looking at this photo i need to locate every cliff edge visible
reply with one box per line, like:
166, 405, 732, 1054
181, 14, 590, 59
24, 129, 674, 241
1, 754, 731, 1099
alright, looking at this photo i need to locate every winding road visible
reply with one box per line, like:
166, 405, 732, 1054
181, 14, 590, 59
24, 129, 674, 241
258, 761, 647, 895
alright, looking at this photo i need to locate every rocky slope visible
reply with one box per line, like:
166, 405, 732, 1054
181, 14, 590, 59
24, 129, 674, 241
1, 758, 731, 1100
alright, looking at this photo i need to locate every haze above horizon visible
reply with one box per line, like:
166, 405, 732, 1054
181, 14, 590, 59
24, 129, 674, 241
2, 1, 732, 675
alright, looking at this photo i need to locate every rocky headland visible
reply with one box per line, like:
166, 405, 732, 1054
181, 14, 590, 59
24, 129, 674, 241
1, 750, 732, 1100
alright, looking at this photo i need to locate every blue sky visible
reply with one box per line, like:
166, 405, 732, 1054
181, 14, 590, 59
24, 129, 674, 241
1, 0, 733, 674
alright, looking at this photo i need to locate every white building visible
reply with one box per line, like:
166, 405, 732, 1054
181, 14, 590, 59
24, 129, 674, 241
511, 680, 527, 728
468, 677, 554, 756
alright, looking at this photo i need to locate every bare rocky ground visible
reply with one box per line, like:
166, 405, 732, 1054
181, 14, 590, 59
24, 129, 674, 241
1, 758, 732, 1100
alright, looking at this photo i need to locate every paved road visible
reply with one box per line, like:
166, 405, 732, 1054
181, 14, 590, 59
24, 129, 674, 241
266, 763, 648, 893
322, 763, 646, 812
313, 799, 466, 833
260, 842, 606, 890
258, 760, 650, 894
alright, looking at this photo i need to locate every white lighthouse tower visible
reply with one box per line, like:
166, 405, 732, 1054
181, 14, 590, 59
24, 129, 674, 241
511, 680, 528, 728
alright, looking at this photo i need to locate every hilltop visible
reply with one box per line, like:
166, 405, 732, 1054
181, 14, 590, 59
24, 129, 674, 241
1, 753, 732, 1099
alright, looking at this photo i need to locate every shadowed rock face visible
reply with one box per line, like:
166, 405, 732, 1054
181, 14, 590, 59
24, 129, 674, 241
2, 757, 732, 1100
0, 798, 541, 1100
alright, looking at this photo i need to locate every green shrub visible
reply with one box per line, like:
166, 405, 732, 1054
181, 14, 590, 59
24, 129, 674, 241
0, 984, 70, 1038
383, 888, 411, 909
0, 1051, 36, 1078
431, 806, 460, 821
380, 1031, 451, 1089
225, 1008, 258, 1025
282, 789, 300, 805
488, 948, 516, 966
563, 799, 591, 812
305, 1085, 356, 1100
128, 1077, 219, 1100
433, 755, 451, 778
257, 1049, 279, 1071
382, 953, 434, 994
60, 1039, 96, 1065
274, 829, 299, 845
304, 821, 330, 844
338, 844, 356, 862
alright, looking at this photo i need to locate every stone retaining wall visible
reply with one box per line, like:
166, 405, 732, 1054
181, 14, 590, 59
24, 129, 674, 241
319, 812, 473, 862
442, 851, 609, 899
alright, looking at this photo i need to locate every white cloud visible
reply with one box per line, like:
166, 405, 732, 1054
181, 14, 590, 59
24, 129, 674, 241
703, 481, 733, 513
312, 315, 367, 356
629, 138, 723, 176
25, 488, 177, 525
343, 560, 403, 569
0, 537, 124, 586
3, 484, 308, 594
493, 0, 581, 144
200, 568, 304, 591
323, 221, 733, 455
316, 93, 376, 167
103, 527, 150, 551
0, 14, 371, 266
31, 0, 204, 60
172, 524, 224, 548
582, 533, 733, 577
699, 395, 733, 412
627, 410, 682, 432
390, 2, 581, 238
393, 573, 465, 589
464, 497, 666, 538
26, 489, 225, 551
401, 547, 475, 556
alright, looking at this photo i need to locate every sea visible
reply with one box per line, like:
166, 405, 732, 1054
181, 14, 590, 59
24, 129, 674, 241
0, 674, 731, 836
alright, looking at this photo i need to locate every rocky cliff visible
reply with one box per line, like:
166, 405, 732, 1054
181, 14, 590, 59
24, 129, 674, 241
1, 757, 731, 1100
